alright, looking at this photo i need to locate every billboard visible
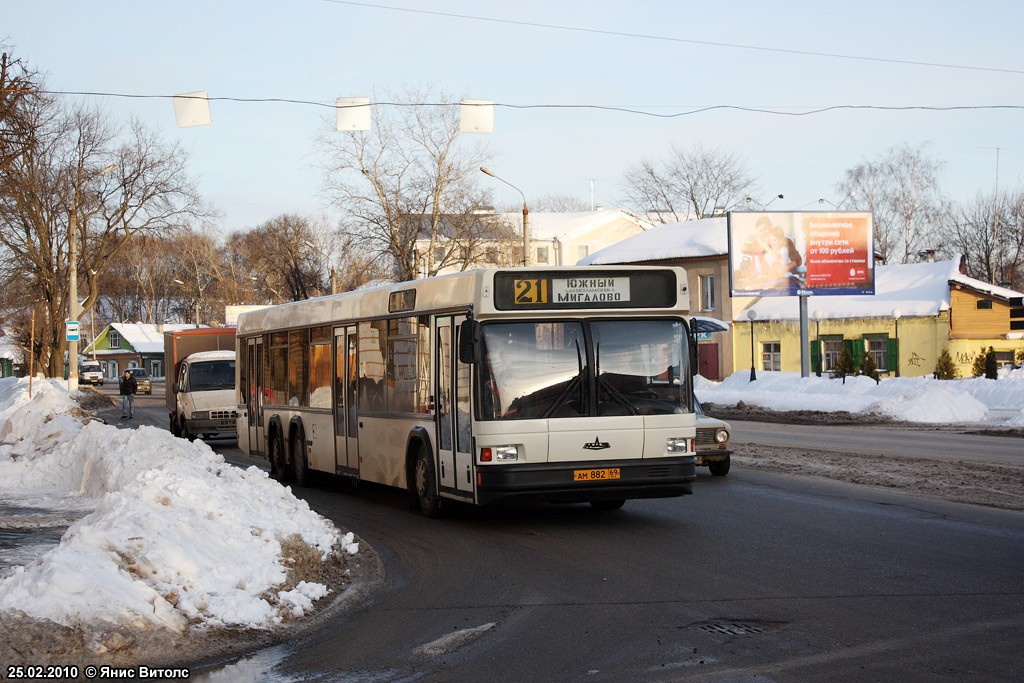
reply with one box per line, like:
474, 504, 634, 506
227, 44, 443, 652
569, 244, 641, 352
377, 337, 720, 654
728, 211, 874, 297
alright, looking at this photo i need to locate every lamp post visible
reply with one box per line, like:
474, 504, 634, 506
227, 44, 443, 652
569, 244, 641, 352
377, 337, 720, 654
249, 275, 282, 304
892, 308, 901, 377
747, 309, 758, 382
745, 194, 783, 210
817, 191, 856, 210
173, 279, 201, 326
68, 163, 115, 393
814, 310, 823, 376
304, 240, 338, 292
481, 167, 530, 267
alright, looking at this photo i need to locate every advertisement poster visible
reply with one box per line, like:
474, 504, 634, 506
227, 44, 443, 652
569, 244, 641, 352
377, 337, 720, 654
728, 211, 874, 297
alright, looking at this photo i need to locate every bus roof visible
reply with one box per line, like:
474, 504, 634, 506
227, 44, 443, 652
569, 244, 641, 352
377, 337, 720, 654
236, 266, 690, 335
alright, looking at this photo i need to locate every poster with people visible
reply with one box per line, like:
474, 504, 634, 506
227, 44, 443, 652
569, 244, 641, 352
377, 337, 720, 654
728, 211, 874, 297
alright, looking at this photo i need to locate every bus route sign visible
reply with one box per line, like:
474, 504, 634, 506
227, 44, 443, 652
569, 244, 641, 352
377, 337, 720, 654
494, 270, 676, 311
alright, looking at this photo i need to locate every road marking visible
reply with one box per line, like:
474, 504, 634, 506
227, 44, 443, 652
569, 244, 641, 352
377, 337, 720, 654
413, 622, 496, 656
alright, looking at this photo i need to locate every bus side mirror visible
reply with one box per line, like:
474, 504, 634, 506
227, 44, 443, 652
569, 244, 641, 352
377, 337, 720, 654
458, 319, 479, 365
172, 383, 179, 394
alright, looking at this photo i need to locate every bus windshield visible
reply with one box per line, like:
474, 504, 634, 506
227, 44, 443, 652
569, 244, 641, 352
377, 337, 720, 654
187, 360, 236, 392
477, 319, 688, 420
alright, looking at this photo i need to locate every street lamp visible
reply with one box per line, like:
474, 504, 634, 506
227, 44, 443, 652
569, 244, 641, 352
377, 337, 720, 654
481, 167, 530, 267
818, 191, 856, 210
304, 240, 338, 292
248, 275, 282, 304
68, 163, 116, 393
892, 308, 901, 377
814, 309, 823, 376
745, 194, 783, 210
747, 309, 758, 382
173, 279, 201, 326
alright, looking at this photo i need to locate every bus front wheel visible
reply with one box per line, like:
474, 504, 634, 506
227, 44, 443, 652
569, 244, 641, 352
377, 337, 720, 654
414, 446, 441, 518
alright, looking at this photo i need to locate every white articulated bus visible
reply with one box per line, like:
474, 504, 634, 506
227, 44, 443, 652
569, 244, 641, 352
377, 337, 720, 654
235, 266, 698, 516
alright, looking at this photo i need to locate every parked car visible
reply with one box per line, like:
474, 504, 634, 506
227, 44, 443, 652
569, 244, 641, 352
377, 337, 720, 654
127, 367, 152, 395
80, 361, 103, 386
695, 399, 732, 476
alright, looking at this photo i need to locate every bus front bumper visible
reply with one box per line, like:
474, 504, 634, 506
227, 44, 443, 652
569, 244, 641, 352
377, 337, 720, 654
475, 456, 696, 505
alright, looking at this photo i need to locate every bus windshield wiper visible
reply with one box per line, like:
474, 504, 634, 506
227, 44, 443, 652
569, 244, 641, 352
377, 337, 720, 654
595, 343, 639, 415
543, 340, 584, 419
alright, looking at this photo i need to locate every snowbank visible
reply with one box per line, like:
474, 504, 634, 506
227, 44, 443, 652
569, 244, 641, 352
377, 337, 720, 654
696, 368, 1024, 425
0, 378, 355, 633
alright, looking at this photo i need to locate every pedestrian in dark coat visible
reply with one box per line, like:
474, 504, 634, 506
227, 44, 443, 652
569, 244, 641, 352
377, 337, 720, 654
119, 369, 137, 419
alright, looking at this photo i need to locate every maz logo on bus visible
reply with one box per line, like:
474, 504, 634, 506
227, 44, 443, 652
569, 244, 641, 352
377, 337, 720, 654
583, 436, 610, 450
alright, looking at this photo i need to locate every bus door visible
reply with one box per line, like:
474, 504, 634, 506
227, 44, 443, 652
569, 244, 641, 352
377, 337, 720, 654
334, 326, 359, 474
246, 337, 264, 456
436, 315, 474, 496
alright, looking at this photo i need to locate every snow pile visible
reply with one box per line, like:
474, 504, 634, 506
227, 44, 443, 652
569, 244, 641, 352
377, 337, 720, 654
0, 378, 85, 461
696, 369, 1024, 425
0, 377, 354, 633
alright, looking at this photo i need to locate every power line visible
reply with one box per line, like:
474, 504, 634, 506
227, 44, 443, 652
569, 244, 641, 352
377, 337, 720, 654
38, 91, 1024, 118
318, 0, 1024, 76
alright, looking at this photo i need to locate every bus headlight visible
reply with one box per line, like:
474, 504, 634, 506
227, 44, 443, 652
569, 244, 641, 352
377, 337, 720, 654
191, 411, 209, 420
666, 437, 689, 454
481, 445, 519, 462
715, 429, 729, 444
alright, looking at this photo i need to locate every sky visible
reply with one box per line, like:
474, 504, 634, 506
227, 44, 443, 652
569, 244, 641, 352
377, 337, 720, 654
4, 1, 1024, 235
1, 368, 1022, 634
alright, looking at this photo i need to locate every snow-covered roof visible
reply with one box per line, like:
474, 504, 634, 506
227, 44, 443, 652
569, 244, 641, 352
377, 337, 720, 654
511, 209, 655, 241
735, 256, 1024, 322
578, 216, 727, 265
184, 350, 236, 362
691, 315, 730, 332
949, 269, 1022, 301
0, 334, 24, 363
107, 323, 199, 353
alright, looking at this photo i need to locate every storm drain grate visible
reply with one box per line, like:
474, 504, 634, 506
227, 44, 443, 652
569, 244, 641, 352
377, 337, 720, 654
686, 619, 785, 636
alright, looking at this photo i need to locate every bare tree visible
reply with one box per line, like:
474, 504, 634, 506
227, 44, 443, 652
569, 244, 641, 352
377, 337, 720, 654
99, 232, 181, 323
533, 194, 591, 213
226, 214, 325, 302
171, 228, 224, 325
621, 144, 757, 222
319, 89, 493, 280
1002, 190, 1024, 290
0, 88, 205, 376
837, 143, 947, 264
1, 48, 38, 174
947, 189, 1024, 288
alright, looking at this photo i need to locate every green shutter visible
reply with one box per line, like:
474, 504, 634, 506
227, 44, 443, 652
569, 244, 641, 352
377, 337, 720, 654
843, 339, 865, 369
887, 337, 898, 373
810, 339, 820, 373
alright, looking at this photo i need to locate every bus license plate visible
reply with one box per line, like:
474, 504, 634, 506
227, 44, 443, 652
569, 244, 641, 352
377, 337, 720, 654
574, 468, 621, 482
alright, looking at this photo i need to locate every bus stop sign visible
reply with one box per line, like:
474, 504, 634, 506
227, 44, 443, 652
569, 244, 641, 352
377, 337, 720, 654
66, 321, 80, 341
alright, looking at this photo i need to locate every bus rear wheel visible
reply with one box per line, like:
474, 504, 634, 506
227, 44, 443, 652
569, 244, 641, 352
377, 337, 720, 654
270, 434, 292, 482
292, 427, 311, 487
414, 446, 441, 518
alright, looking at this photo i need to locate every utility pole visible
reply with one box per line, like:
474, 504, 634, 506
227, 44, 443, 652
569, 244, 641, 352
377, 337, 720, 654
68, 163, 115, 393
980, 146, 1003, 280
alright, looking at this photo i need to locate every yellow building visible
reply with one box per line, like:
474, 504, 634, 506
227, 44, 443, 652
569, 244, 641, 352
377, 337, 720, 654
579, 218, 1023, 379
732, 256, 1024, 378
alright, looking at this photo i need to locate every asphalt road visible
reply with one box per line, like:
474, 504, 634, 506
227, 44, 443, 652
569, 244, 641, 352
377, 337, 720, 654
191, 469, 1024, 682
728, 419, 1024, 468
105, 382, 1024, 681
